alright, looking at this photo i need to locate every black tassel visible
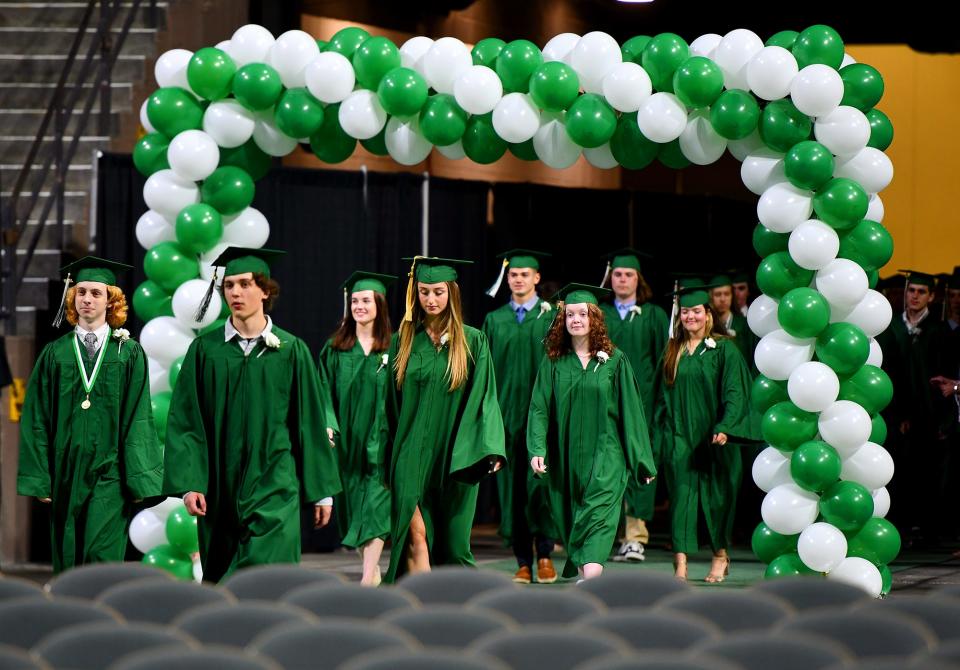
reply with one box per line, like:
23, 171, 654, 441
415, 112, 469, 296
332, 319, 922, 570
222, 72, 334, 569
194, 268, 218, 323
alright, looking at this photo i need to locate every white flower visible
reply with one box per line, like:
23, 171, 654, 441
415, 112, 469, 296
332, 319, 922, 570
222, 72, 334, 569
377, 353, 389, 373
628, 305, 642, 322
113, 328, 130, 341
593, 350, 610, 372
263, 331, 282, 349
704, 337, 717, 349
537, 301, 553, 319
439, 333, 449, 347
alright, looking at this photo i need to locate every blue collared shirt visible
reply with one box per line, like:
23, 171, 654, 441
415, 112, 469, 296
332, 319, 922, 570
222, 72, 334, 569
614, 299, 636, 321
509, 294, 540, 323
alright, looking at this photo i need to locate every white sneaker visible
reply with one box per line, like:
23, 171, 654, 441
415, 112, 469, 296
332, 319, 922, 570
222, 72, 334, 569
613, 541, 645, 562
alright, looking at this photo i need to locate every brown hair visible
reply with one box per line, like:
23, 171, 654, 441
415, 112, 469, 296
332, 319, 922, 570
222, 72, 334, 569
545, 302, 615, 361
330, 292, 392, 353
394, 281, 471, 391
65, 285, 128, 328
636, 273, 654, 305
221, 272, 280, 311
662, 304, 729, 386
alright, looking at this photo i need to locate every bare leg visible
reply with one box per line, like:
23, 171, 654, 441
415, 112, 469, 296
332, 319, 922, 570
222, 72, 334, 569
674, 552, 688, 581
582, 563, 604, 580
360, 538, 385, 586
705, 548, 729, 583
406, 506, 431, 575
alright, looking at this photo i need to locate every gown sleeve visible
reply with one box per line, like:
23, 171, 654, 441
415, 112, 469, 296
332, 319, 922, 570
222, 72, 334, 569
17, 345, 54, 498
162, 338, 210, 496
119, 342, 163, 500
380, 334, 401, 488
291, 339, 342, 503
316, 342, 340, 435
713, 340, 760, 441
526, 355, 553, 461
615, 354, 656, 481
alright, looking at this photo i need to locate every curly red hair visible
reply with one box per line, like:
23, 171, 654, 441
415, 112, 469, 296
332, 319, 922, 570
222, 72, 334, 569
544, 302, 615, 361
65, 285, 128, 328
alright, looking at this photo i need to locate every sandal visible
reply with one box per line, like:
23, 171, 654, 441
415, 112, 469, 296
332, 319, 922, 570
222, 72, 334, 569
673, 553, 688, 582
705, 554, 730, 584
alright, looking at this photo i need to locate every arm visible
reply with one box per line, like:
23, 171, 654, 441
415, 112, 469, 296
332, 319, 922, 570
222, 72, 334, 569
615, 355, 656, 482
162, 339, 209, 497
713, 341, 759, 442
317, 342, 340, 441
119, 343, 164, 501
293, 339, 342, 503
17, 346, 53, 499
526, 355, 553, 474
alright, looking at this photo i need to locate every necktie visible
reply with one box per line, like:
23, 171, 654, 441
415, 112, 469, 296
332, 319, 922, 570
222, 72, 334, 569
83, 332, 98, 359
516, 307, 526, 323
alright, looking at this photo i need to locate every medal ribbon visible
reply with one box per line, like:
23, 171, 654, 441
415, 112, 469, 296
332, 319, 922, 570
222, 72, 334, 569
72, 328, 111, 396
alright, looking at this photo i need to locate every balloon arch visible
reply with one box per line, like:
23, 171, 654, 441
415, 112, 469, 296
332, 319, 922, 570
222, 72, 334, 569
129, 24, 898, 594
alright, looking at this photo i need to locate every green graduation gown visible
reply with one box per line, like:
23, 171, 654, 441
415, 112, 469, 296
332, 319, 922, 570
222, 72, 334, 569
722, 311, 758, 376
600, 302, 667, 522
17, 331, 163, 573
162, 325, 342, 583
656, 337, 756, 554
481, 299, 556, 545
382, 325, 506, 583
527, 348, 656, 578
318, 340, 391, 549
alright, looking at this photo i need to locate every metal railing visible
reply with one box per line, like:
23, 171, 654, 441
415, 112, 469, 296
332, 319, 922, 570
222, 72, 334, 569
0, 0, 156, 335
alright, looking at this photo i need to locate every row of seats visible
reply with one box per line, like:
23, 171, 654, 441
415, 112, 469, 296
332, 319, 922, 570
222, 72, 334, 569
2, 564, 960, 669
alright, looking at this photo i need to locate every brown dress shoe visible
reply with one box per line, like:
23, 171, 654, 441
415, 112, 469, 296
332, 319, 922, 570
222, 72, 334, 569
513, 565, 532, 584
536, 558, 558, 584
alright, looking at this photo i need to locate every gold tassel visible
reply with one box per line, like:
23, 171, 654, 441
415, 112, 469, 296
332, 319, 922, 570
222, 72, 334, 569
52, 273, 72, 327
600, 260, 612, 288
485, 259, 509, 297
402, 256, 424, 323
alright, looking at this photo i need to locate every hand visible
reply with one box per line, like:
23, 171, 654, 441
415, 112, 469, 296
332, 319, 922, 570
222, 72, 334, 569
326, 427, 335, 447
488, 457, 502, 474
37, 497, 51, 504
314, 504, 332, 528
531, 456, 547, 474
644, 476, 656, 485
930, 376, 959, 398
712, 433, 728, 446
184, 492, 207, 516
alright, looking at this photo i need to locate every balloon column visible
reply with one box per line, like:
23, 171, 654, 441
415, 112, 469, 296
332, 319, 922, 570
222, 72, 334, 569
130, 497, 201, 581
134, 24, 896, 595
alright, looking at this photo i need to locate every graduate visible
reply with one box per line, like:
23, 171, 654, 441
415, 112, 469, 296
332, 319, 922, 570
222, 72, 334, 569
482, 249, 557, 584
709, 273, 757, 371
162, 247, 341, 582
656, 283, 756, 582
18, 257, 162, 573
383, 256, 506, 583
731, 271, 752, 317
599, 248, 667, 563
528, 283, 656, 581
318, 271, 396, 586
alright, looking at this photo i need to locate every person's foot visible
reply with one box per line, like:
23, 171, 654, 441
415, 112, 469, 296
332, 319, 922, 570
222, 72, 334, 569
536, 558, 558, 584
705, 555, 730, 584
613, 541, 645, 562
513, 565, 532, 584
673, 554, 688, 581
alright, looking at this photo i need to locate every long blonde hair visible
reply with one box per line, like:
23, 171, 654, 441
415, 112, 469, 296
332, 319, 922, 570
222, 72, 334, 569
394, 281, 472, 391
662, 304, 728, 386
65, 285, 128, 328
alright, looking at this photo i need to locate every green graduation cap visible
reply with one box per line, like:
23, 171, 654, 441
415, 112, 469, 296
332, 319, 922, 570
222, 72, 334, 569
486, 249, 551, 297
210, 246, 286, 279
401, 256, 474, 322
947, 269, 960, 291
601, 247, 653, 286
53, 256, 134, 327
898, 269, 937, 289
731, 271, 750, 285
671, 281, 729, 309
341, 271, 397, 296
551, 282, 611, 306
709, 274, 733, 288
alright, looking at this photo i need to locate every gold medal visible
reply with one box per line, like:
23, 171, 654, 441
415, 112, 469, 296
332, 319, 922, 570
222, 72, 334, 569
81, 397, 91, 410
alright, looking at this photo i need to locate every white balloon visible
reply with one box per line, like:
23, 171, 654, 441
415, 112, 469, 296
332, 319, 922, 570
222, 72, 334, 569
155, 49, 193, 92
866, 194, 885, 223
816, 259, 869, 309
788, 361, 840, 412
140, 99, 157, 134
436, 140, 465, 160
230, 24, 275, 67
143, 169, 200, 220
636, 92, 687, 143
454, 65, 504, 115
203, 100, 256, 149
754, 329, 815, 380
568, 31, 622, 94
713, 28, 764, 90
819, 400, 872, 456
833, 147, 894, 194
148, 357, 171, 395
728, 129, 765, 162
149, 496, 187, 521
215, 40, 232, 56
789, 219, 840, 271
266, 29, 319, 88
399, 36, 434, 74
168, 130, 220, 182
533, 112, 582, 169
543, 33, 581, 63
747, 293, 781, 338
679, 110, 727, 165
129, 510, 167, 554
741, 150, 785, 196
141, 316, 195, 367
757, 182, 814, 233
252, 113, 298, 156
762, 483, 820, 535
814, 106, 871, 157
790, 64, 844, 117
338, 90, 388, 140
841, 442, 894, 490
173, 278, 222, 330
866, 338, 884, 367
385, 115, 433, 166
753, 446, 793, 493
199, 243, 228, 282
493, 93, 540, 143
689, 33, 722, 59
583, 143, 618, 169
827, 556, 882, 598
601, 62, 652, 113
305, 51, 356, 104
841, 53, 858, 67
798, 522, 848, 573
422, 37, 472, 95
222, 207, 270, 248
871, 487, 891, 518
135, 210, 176, 250
832, 290, 892, 338
746, 46, 798, 101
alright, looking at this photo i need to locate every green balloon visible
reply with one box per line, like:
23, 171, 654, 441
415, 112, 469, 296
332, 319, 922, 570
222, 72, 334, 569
325, 26, 369, 57
462, 113, 507, 164
187, 47, 236, 101
752, 522, 799, 564
419, 93, 467, 146
762, 401, 820, 451
316, 39, 327, 51
838, 364, 893, 414
146, 87, 203, 137
870, 413, 888, 445
710, 89, 761, 140
175, 203, 223, 254
866, 108, 893, 151
151, 391, 172, 441
165, 504, 200, 555
880, 564, 892, 595
759, 99, 812, 153
201, 166, 254, 216
756, 251, 815, 300
142, 543, 193, 580
133, 133, 170, 177
144, 241, 198, 293
565, 94, 617, 149
168, 355, 185, 390
529, 61, 580, 112
133, 280, 173, 322
792, 24, 844, 69
309, 103, 357, 164
866, 269, 879, 290
778, 287, 830, 338
838, 219, 894, 272
840, 63, 884, 112
847, 518, 900, 567
232, 63, 283, 111
657, 138, 690, 169
765, 552, 816, 579
784, 140, 835, 191
753, 223, 789, 257
766, 30, 799, 50
791, 440, 841, 492
508, 138, 538, 161
621, 35, 652, 64
275, 88, 325, 139
813, 178, 869, 231
353, 36, 400, 90
610, 112, 658, 170
360, 126, 389, 156
673, 57, 724, 108
378, 66, 428, 117
751, 375, 790, 413
472, 37, 506, 67
496, 40, 543, 93
820, 480, 874, 533
220, 139, 273, 181
816, 322, 870, 377
641, 32, 689, 92
198, 317, 227, 337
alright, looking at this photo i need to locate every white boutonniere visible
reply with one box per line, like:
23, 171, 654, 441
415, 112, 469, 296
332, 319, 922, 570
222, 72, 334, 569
594, 350, 610, 372
628, 305, 642, 322
113, 328, 130, 354
439, 332, 449, 347
537, 301, 553, 320
257, 331, 282, 358
703, 337, 717, 354
377, 353, 389, 373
